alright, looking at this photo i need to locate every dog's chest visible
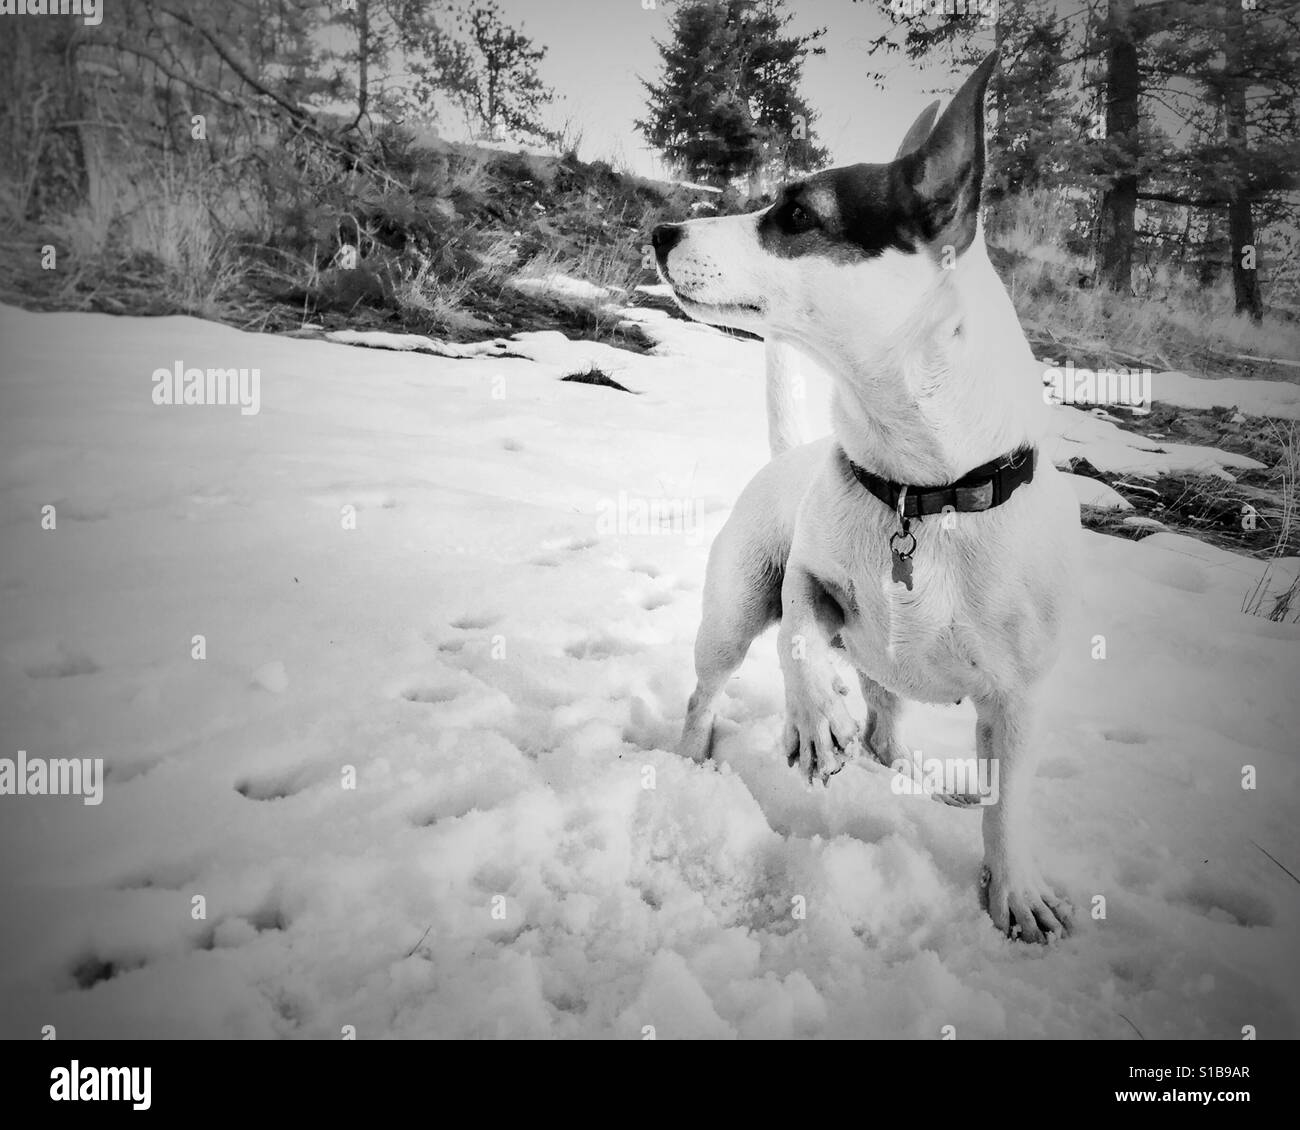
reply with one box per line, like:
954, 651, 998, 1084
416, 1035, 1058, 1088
835, 522, 995, 702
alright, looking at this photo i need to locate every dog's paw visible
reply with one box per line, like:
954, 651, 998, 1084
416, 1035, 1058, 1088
785, 732, 852, 784
861, 729, 908, 769
676, 719, 714, 765
980, 862, 1071, 943
782, 676, 860, 786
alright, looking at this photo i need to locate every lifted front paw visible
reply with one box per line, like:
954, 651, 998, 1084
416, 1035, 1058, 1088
980, 863, 1072, 943
785, 726, 854, 784
782, 681, 860, 786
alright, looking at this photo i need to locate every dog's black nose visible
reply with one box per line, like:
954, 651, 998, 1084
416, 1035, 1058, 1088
651, 223, 683, 263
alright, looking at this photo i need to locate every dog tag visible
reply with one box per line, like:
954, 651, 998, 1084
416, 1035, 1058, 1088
891, 548, 913, 591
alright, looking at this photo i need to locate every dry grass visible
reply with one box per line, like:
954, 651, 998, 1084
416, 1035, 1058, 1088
443, 147, 495, 198
990, 188, 1300, 374
390, 253, 489, 334
124, 180, 238, 318
37, 155, 243, 319
989, 188, 1082, 266
509, 235, 644, 340
387, 229, 515, 335
1243, 420, 1299, 623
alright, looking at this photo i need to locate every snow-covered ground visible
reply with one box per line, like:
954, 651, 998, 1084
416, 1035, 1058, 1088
0, 300, 1297, 1039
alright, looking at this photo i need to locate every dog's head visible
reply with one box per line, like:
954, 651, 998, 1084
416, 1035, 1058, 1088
652, 52, 998, 355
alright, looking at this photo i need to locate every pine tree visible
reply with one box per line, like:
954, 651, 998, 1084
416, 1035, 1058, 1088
637, 0, 827, 190
1094, 0, 1140, 292
1141, 0, 1300, 321
983, 2, 1086, 202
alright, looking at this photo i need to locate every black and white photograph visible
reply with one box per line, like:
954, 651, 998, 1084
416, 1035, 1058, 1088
1, 0, 1298, 1070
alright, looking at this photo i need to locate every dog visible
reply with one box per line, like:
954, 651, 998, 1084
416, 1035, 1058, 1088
651, 52, 1079, 943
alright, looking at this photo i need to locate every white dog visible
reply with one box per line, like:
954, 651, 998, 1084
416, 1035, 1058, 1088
651, 53, 1079, 942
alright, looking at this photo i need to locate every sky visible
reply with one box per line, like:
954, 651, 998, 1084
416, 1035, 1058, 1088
479, 0, 1004, 177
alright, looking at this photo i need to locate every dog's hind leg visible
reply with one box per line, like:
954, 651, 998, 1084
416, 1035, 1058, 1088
858, 674, 909, 769
677, 535, 782, 765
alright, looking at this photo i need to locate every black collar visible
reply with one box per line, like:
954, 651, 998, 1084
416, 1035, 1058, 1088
843, 446, 1037, 518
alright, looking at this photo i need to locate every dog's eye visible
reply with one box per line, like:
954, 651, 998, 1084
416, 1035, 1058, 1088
787, 203, 817, 233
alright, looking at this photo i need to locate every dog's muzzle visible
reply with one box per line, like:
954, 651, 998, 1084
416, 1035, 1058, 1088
650, 221, 766, 321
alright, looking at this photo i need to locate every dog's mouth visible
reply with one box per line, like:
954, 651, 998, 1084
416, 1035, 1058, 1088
670, 289, 766, 321
655, 260, 766, 322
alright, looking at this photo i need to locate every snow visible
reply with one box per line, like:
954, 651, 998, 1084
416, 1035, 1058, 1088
668, 180, 724, 194
1063, 474, 1133, 511
1151, 370, 1300, 421
1038, 362, 1300, 421
635, 283, 675, 299
252, 661, 290, 695
323, 330, 501, 360
0, 301, 1297, 1039
1043, 404, 1267, 479
509, 273, 616, 303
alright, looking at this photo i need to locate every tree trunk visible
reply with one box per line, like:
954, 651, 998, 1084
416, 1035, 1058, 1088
355, 0, 370, 127
488, 65, 499, 138
993, 17, 1006, 144
1096, 0, 1139, 293
1224, 0, 1263, 322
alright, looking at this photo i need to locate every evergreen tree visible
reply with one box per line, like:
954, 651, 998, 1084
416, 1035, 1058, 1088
1094, 0, 1140, 292
983, 1, 1086, 202
1140, 0, 1300, 321
637, 0, 828, 190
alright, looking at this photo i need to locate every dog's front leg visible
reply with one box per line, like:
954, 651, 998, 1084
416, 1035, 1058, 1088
976, 694, 1070, 942
777, 565, 860, 785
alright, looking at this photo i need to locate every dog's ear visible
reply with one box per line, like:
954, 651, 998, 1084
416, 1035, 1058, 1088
894, 100, 939, 159
902, 50, 998, 255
